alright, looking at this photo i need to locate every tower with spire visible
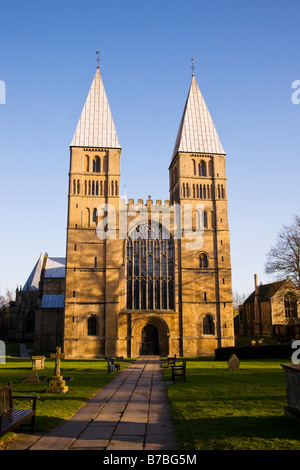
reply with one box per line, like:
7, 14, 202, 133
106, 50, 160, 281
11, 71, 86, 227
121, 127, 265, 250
64, 65, 122, 358
169, 71, 234, 355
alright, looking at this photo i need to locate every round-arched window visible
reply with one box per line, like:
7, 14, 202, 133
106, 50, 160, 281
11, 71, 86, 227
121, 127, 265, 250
199, 253, 208, 268
87, 315, 97, 336
203, 314, 215, 335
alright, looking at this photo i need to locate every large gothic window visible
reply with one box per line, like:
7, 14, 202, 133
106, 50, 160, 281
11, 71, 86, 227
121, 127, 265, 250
126, 221, 174, 311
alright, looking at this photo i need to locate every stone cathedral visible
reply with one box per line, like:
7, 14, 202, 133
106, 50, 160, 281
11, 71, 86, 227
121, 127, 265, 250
9, 65, 235, 358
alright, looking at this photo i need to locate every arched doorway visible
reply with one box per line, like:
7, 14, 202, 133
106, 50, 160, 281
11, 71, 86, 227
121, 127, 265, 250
141, 324, 159, 355
131, 315, 170, 357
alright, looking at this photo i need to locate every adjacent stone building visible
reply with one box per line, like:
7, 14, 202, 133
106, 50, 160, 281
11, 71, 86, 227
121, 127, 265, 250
236, 274, 300, 341
8, 253, 65, 350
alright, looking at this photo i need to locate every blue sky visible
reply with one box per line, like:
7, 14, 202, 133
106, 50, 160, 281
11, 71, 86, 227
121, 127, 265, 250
0, 0, 299, 300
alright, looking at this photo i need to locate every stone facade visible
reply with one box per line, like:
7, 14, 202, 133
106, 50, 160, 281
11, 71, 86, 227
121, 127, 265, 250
8, 67, 235, 358
63, 68, 235, 358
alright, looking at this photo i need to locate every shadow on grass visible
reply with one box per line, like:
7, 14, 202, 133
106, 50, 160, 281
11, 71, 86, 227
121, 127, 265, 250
175, 414, 300, 450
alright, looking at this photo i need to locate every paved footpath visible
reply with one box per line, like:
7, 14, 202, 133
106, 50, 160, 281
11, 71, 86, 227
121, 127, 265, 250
7, 356, 177, 451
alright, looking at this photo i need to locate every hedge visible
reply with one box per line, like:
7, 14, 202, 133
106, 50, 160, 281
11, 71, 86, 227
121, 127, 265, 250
214, 344, 292, 361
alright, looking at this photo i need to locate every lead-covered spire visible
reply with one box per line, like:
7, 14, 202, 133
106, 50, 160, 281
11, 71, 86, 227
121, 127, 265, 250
172, 75, 225, 161
71, 67, 121, 149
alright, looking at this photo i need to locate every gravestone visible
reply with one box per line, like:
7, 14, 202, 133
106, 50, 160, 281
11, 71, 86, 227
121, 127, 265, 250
0, 340, 5, 364
281, 364, 300, 424
228, 354, 240, 371
31, 356, 46, 370
46, 347, 68, 393
23, 371, 40, 383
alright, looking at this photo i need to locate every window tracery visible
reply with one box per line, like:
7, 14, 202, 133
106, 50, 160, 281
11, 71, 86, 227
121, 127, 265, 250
126, 221, 174, 311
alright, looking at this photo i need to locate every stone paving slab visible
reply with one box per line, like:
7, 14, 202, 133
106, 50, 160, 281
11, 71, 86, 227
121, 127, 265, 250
6, 356, 177, 451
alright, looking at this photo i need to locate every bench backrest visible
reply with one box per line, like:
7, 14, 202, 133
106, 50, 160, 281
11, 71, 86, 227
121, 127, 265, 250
0, 383, 13, 414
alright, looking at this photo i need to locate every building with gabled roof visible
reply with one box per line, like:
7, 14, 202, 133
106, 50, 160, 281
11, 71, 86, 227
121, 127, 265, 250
8, 253, 65, 349
236, 274, 300, 341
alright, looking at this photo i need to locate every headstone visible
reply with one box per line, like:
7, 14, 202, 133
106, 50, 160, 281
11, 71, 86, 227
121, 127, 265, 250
228, 354, 240, 371
0, 340, 5, 364
23, 371, 40, 383
281, 364, 300, 424
107, 357, 115, 373
31, 356, 46, 370
46, 347, 68, 393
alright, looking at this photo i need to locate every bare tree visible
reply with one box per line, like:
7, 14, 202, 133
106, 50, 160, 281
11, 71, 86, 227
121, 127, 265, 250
232, 291, 246, 311
265, 215, 300, 289
0, 289, 13, 339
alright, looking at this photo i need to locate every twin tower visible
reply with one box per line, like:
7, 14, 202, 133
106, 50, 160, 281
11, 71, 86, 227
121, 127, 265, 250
64, 65, 234, 358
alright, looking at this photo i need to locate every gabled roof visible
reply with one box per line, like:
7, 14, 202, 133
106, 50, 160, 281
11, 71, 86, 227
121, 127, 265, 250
71, 67, 121, 149
171, 75, 225, 162
244, 280, 287, 304
22, 255, 65, 291
44, 257, 65, 278
23, 254, 43, 291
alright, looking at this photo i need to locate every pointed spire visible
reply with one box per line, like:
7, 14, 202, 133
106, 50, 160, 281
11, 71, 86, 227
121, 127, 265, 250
172, 75, 225, 161
71, 68, 121, 148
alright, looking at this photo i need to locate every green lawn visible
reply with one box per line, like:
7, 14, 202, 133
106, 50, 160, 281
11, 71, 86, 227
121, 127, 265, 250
162, 358, 300, 450
0, 356, 134, 448
2, 354, 300, 451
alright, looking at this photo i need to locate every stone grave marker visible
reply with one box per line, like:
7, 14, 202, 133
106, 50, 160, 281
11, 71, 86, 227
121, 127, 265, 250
31, 355, 46, 370
46, 347, 68, 393
23, 371, 40, 383
228, 353, 240, 371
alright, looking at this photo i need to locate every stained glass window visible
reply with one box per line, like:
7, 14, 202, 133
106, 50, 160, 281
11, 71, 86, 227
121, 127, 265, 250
126, 221, 174, 310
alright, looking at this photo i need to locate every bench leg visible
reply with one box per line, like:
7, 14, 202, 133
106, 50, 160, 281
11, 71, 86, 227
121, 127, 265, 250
31, 415, 36, 432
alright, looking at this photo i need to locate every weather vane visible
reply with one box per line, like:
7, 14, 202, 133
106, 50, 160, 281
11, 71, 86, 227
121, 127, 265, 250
96, 50, 101, 68
191, 58, 195, 76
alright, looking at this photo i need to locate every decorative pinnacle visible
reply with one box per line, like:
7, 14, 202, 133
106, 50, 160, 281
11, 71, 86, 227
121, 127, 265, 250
96, 50, 100, 69
191, 58, 195, 77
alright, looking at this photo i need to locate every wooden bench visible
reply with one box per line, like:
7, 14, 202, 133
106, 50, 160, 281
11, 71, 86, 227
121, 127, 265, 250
171, 361, 186, 383
0, 382, 39, 437
167, 354, 176, 367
